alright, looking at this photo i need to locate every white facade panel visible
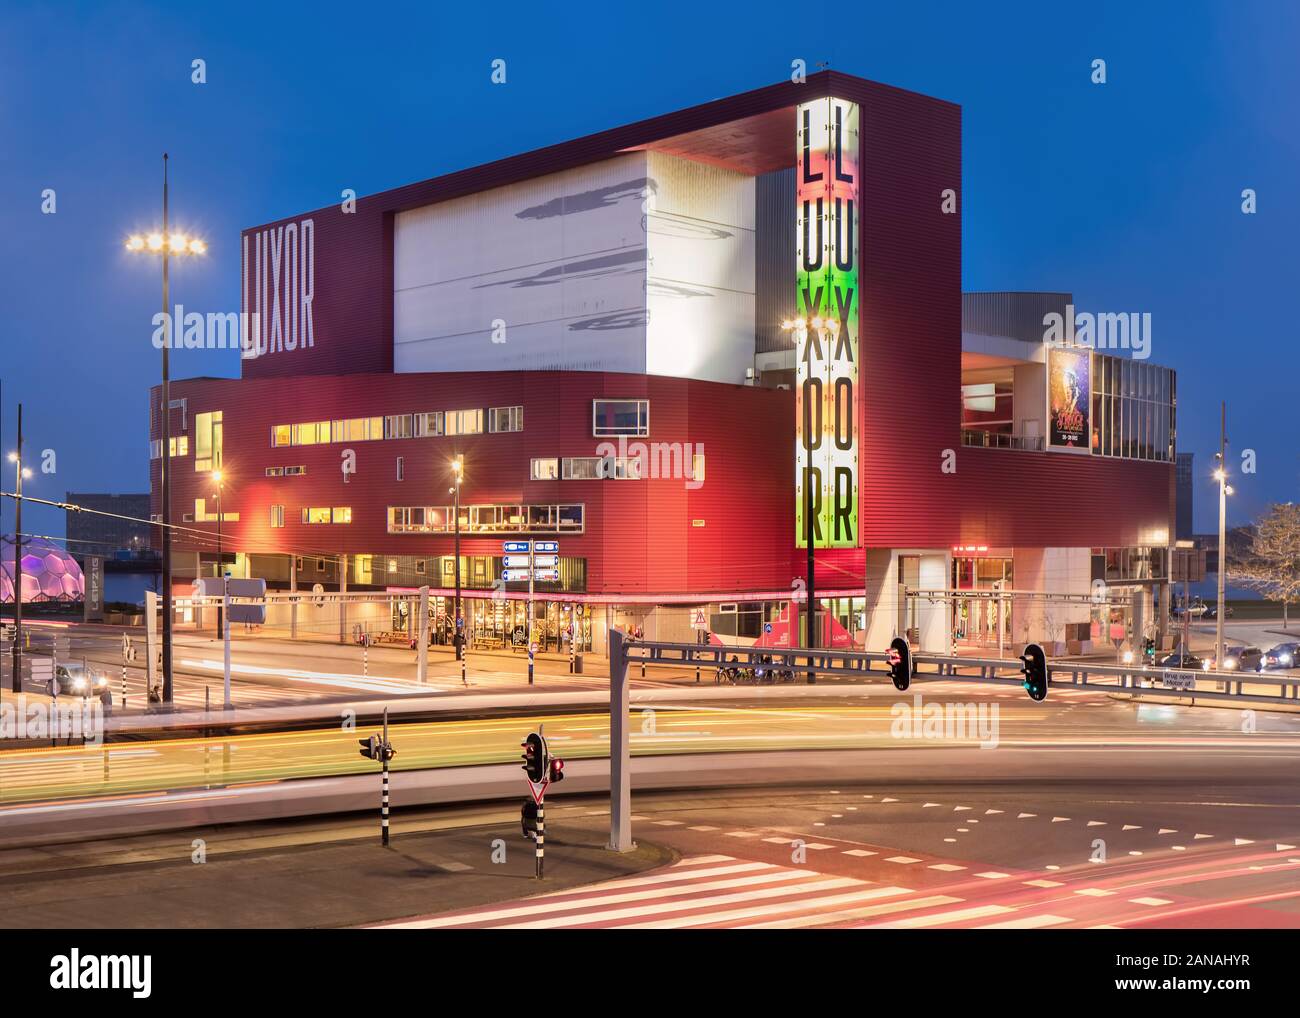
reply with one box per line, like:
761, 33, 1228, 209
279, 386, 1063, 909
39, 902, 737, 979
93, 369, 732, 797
394, 149, 758, 382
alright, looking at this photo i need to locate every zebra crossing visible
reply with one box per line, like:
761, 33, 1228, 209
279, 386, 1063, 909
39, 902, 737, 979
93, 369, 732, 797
372, 854, 1105, 930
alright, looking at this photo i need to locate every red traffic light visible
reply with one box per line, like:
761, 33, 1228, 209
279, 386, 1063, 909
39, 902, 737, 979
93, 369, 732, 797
549, 757, 564, 783
520, 732, 547, 781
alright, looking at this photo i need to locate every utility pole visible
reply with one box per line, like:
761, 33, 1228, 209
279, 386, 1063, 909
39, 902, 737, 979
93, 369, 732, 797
451, 455, 465, 686
159, 153, 175, 707
10, 403, 24, 693
528, 539, 535, 685
1215, 401, 1228, 685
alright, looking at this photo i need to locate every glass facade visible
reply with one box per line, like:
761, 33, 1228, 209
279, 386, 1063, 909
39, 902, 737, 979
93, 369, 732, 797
1091, 354, 1175, 462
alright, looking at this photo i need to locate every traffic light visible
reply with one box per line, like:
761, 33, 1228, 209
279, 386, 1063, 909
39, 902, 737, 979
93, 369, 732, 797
1143, 637, 1156, 661
359, 734, 379, 760
1019, 643, 1048, 702
887, 637, 912, 691
548, 757, 565, 784
521, 799, 539, 840
520, 732, 547, 782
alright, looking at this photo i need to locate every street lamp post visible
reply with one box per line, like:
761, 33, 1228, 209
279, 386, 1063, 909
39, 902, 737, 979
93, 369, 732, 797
8, 404, 31, 694
125, 154, 207, 706
451, 455, 465, 686
1214, 402, 1231, 687
213, 470, 224, 635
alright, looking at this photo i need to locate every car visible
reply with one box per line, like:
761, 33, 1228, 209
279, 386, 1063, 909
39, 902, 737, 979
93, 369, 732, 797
1201, 603, 1235, 620
53, 663, 110, 698
1215, 645, 1263, 672
1159, 650, 1204, 670
1262, 643, 1299, 670
1170, 599, 1208, 620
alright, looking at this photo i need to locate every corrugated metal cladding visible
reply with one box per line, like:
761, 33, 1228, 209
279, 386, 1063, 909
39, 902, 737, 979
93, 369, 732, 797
755, 167, 795, 355
963, 292, 1073, 343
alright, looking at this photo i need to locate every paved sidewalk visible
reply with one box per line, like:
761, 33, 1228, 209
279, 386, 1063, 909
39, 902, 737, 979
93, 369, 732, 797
0, 801, 671, 928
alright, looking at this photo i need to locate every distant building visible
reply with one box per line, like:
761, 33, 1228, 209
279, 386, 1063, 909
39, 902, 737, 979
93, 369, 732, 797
1175, 453, 1194, 538
65, 492, 153, 561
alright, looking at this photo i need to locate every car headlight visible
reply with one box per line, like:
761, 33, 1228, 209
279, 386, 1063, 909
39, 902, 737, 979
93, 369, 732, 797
72, 677, 86, 691
1226, 658, 1238, 669
1282, 654, 1293, 665
96, 676, 107, 687
1202, 660, 1211, 670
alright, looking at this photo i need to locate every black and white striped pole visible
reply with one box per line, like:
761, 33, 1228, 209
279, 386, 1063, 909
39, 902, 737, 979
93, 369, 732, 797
521, 727, 562, 879
535, 798, 544, 879
359, 706, 397, 846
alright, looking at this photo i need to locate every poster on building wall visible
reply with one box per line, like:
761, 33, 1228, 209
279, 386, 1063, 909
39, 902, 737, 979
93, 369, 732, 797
795, 97, 860, 548
1047, 347, 1091, 450
83, 555, 104, 622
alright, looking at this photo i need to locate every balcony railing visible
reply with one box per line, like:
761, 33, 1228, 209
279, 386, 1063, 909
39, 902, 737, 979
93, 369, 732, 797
960, 429, 1045, 452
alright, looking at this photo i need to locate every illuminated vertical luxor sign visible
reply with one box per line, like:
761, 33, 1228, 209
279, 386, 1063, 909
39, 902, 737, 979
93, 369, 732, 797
796, 98, 859, 548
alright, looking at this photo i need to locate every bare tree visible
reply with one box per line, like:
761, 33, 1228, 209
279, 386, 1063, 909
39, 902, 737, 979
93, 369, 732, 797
1229, 503, 1300, 630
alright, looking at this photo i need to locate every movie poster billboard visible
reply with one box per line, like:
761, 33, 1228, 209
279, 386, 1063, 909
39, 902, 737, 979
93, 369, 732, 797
1047, 347, 1091, 450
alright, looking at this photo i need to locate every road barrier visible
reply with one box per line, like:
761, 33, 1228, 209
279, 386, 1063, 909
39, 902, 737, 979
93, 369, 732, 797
617, 638, 1300, 707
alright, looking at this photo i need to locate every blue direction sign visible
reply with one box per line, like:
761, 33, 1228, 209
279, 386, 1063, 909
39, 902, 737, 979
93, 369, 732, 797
534, 541, 559, 553
503, 541, 530, 553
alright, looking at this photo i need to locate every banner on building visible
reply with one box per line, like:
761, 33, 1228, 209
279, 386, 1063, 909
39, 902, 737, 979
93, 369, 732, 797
1047, 346, 1091, 450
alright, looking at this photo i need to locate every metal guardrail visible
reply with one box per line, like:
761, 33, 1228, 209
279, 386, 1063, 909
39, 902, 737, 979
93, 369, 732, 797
621, 640, 1300, 707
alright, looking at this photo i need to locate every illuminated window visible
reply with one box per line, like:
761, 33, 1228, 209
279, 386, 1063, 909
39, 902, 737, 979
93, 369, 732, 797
691, 452, 705, 483
302, 507, 333, 525
384, 414, 413, 440
414, 412, 443, 437
284, 465, 306, 476
269, 505, 284, 528
489, 406, 524, 433
265, 466, 284, 477
530, 458, 558, 480
387, 559, 398, 574
605, 456, 642, 480
271, 424, 292, 447
332, 507, 353, 524
445, 409, 483, 435
593, 399, 649, 437
386, 503, 583, 534
562, 457, 602, 480
195, 410, 223, 471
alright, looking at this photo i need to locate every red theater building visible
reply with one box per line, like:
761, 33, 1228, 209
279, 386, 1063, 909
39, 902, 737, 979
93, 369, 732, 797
150, 71, 1176, 657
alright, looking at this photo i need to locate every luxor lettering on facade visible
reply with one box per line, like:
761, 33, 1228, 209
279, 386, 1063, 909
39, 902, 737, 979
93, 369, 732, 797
242, 218, 315, 358
795, 98, 860, 549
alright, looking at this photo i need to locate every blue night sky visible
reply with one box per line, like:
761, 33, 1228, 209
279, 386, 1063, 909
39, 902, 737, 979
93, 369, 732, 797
1, 0, 1295, 540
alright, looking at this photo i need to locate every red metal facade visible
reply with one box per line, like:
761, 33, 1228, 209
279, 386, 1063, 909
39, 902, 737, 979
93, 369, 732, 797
157, 71, 1174, 597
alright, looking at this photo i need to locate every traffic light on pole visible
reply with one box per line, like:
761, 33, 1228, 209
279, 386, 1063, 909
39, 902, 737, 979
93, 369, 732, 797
548, 757, 564, 784
520, 732, 547, 782
359, 734, 379, 760
887, 637, 912, 691
1019, 643, 1048, 702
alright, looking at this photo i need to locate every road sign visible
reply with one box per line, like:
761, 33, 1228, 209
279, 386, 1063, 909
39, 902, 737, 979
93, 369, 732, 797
534, 541, 558, 553
503, 541, 530, 553
1162, 671, 1196, 690
764, 622, 773, 634
526, 778, 549, 805
533, 554, 558, 569
691, 609, 708, 630
504, 554, 531, 569
502, 568, 531, 582
533, 569, 559, 582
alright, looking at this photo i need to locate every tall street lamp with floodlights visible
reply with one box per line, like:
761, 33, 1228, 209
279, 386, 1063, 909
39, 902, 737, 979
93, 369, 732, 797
451, 455, 466, 687
125, 154, 207, 706
7, 404, 32, 694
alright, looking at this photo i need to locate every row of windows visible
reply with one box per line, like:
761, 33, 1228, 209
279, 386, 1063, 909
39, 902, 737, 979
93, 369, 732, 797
301, 506, 353, 525
149, 436, 189, 459
266, 465, 307, 477
530, 452, 704, 481
270, 406, 523, 448
387, 504, 585, 534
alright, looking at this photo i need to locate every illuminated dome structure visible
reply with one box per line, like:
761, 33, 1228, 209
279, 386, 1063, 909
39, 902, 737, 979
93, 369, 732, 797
0, 536, 84, 603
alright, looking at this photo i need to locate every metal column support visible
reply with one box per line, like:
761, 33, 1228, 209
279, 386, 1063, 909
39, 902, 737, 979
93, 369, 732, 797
607, 629, 634, 853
